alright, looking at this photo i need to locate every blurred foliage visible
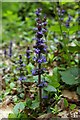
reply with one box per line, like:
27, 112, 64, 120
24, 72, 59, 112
2, 2, 79, 44
2, 2, 55, 43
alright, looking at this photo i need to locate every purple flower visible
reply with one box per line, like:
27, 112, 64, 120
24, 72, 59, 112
43, 15, 47, 22
21, 63, 26, 67
32, 69, 38, 76
8, 47, 12, 57
35, 8, 42, 16
65, 15, 72, 28
37, 31, 43, 38
35, 48, 40, 54
59, 17, 64, 21
38, 83, 44, 87
37, 56, 46, 63
38, 81, 48, 87
26, 46, 30, 61
66, 20, 70, 28
35, 11, 40, 16
19, 76, 26, 81
68, 15, 72, 21
33, 27, 38, 31
36, 18, 40, 22
4, 49, 7, 57
19, 55, 23, 64
38, 24, 42, 31
62, 9, 65, 13
42, 28, 47, 34
42, 81, 48, 87
37, 58, 43, 63
33, 56, 37, 61
41, 56, 46, 63
10, 41, 12, 47
43, 21, 47, 26
42, 96, 48, 99
43, 47, 47, 53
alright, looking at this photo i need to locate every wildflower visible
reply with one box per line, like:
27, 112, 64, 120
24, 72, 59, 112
32, 8, 48, 109
26, 46, 31, 64
17, 55, 26, 81
8, 41, 13, 57
4, 49, 7, 57
35, 48, 40, 54
66, 15, 72, 28
42, 96, 48, 99
18, 76, 26, 81
8, 47, 12, 57
10, 41, 12, 47
62, 9, 65, 14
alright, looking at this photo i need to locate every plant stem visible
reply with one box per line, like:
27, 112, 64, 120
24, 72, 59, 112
38, 53, 42, 111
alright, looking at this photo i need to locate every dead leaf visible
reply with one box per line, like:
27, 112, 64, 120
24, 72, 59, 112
62, 90, 78, 101
58, 110, 68, 118
37, 113, 53, 120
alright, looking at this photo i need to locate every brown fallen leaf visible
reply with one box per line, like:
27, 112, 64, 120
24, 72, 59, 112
37, 113, 53, 120
0, 103, 13, 119
62, 89, 79, 101
58, 110, 68, 118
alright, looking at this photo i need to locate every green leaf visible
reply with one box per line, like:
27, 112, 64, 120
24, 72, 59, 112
26, 63, 34, 73
69, 46, 80, 52
46, 74, 60, 88
8, 113, 16, 119
44, 85, 57, 92
30, 100, 39, 110
26, 98, 32, 108
13, 102, 25, 115
77, 86, 80, 95
49, 24, 61, 33
69, 25, 78, 35
60, 67, 80, 85
60, 0, 75, 2
70, 104, 76, 110
10, 82, 15, 89
64, 98, 68, 108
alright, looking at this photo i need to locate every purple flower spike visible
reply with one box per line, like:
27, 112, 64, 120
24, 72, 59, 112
4, 49, 7, 57
8, 47, 12, 57
32, 8, 48, 108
